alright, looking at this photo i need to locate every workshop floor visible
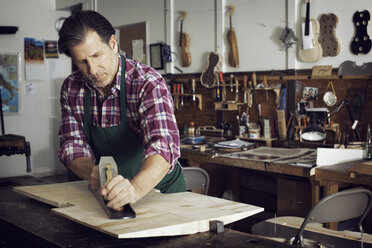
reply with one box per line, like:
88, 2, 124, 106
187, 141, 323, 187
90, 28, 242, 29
0, 174, 272, 235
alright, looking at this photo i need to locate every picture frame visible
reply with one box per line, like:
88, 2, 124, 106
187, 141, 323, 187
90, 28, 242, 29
149, 43, 164, 70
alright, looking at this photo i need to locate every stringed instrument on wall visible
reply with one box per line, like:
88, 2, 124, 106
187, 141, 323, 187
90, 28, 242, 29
227, 5, 239, 67
179, 11, 191, 67
298, 0, 322, 62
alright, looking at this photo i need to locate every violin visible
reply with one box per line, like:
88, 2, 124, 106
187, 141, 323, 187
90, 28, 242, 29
180, 11, 191, 67
227, 5, 239, 67
298, 0, 322, 62
200, 52, 222, 88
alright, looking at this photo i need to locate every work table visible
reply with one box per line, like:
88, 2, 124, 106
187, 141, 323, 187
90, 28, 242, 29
180, 148, 313, 178
0, 176, 290, 248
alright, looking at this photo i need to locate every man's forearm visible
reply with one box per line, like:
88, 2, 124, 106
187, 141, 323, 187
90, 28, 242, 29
69, 157, 96, 181
130, 154, 171, 202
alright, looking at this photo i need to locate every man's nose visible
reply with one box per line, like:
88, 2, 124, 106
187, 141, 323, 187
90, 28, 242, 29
87, 60, 98, 75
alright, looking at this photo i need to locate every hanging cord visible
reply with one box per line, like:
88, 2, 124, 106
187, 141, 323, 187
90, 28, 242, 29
325, 81, 336, 94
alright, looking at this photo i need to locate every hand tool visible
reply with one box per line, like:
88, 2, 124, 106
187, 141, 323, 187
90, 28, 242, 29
243, 75, 248, 104
180, 83, 184, 106
88, 156, 136, 219
191, 79, 196, 101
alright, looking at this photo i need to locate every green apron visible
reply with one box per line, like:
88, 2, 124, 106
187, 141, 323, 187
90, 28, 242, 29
82, 55, 185, 193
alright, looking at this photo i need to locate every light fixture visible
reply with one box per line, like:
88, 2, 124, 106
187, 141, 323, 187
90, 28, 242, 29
301, 125, 326, 142
301, 99, 361, 143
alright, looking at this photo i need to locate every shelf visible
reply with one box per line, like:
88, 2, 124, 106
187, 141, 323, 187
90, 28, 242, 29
173, 93, 202, 110
214, 101, 244, 111
264, 75, 372, 81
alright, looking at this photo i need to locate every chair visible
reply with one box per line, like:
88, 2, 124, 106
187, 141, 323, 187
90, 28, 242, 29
182, 167, 210, 195
0, 89, 31, 172
252, 188, 372, 247
292, 188, 372, 247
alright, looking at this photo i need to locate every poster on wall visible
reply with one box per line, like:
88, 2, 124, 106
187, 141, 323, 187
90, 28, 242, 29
0, 53, 19, 113
24, 37, 46, 81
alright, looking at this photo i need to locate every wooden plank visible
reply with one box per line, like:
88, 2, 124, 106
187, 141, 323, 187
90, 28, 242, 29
14, 180, 263, 239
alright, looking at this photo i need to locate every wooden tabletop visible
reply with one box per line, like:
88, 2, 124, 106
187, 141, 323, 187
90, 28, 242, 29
314, 159, 372, 187
180, 149, 313, 178
0, 176, 291, 248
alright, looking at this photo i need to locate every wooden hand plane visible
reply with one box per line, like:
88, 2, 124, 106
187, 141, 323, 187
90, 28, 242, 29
88, 156, 136, 219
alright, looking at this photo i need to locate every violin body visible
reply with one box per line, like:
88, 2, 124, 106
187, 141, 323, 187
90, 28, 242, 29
200, 52, 222, 88
227, 27, 239, 67
181, 32, 191, 67
319, 13, 340, 57
299, 18, 323, 62
351, 10, 371, 55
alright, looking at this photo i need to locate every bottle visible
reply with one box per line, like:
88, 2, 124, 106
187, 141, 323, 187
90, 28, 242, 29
188, 122, 195, 136
363, 124, 372, 160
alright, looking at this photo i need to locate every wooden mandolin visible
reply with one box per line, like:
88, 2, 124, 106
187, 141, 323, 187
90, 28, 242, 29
179, 11, 191, 67
298, 0, 322, 62
227, 5, 239, 67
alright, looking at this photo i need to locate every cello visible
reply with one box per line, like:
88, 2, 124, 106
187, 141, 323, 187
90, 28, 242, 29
179, 11, 191, 67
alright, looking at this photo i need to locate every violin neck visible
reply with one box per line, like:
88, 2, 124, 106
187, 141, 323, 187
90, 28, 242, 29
179, 20, 183, 47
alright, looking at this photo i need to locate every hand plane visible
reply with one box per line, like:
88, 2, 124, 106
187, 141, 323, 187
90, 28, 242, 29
88, 156, 136, 219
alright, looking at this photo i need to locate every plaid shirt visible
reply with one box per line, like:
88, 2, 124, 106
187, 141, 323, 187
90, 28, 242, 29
57, 54, 180, 171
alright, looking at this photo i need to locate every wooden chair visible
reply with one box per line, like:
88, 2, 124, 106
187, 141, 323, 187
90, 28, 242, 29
0, 90, 31, 172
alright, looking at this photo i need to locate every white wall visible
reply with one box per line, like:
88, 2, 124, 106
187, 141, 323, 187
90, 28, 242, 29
99, 0, 372, 73
0, 0, 71, 177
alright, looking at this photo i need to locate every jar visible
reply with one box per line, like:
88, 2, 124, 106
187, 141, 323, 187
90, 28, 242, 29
188, 122, 195, 136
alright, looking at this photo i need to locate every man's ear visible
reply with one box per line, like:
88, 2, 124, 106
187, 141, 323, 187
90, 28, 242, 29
109, 34, 118, 52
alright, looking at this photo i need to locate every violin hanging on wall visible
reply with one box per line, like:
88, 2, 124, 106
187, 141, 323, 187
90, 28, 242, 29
298, 0, 322, 62
227, 5, 239, 67
179, 11, 191, 67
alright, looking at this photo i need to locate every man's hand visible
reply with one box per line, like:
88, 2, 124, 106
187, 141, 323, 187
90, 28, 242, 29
100, 154, 171, 210
101, 175, 137, 210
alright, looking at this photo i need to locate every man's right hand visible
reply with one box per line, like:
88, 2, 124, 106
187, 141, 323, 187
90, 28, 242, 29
69, 157, 100, 189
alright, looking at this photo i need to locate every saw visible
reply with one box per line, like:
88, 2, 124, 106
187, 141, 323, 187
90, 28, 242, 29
88, 156, 136, 219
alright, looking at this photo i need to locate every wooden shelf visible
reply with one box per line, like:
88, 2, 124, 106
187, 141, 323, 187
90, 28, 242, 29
214, 101, 244, 111
264, 75, 372, 81
173, 93, 202, 110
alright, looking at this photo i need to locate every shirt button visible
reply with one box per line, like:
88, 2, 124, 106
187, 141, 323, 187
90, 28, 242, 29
104, 118, 109, 123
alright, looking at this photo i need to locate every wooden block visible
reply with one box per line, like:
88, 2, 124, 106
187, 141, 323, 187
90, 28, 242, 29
276, 110, 287, 140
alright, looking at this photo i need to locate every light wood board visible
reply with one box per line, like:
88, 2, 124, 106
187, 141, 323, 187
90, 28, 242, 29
14, 180, 263, 239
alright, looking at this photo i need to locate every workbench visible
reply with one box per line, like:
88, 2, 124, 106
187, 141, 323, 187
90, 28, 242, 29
181, 148, 372, 234
0, 176, 291, 248
314, 159, 372, 232
180, 148, 315, 216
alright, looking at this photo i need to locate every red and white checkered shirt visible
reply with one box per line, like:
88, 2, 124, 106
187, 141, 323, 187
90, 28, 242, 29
57, 55, 180, 171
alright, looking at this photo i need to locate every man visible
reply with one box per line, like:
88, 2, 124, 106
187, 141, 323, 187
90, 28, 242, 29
306, 88, 317, 101
57, 10, 185, 210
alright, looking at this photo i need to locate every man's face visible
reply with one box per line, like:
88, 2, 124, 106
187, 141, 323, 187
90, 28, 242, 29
70, 31, 118, 88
